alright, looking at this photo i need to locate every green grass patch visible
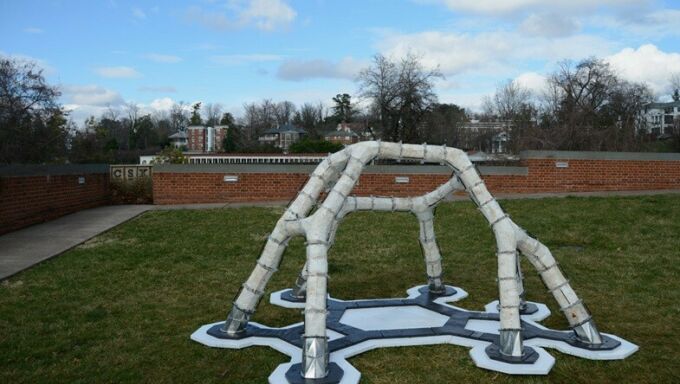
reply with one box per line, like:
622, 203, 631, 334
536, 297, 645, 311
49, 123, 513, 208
1, 195, 680, 383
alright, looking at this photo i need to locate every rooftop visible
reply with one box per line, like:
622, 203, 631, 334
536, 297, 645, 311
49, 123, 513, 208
169, 131, 187, 139
324, 130, 358, 138
262, 123, 306, 135
646, 100, 680, 109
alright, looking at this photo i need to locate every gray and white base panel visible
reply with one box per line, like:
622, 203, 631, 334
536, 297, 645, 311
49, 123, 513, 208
191, 285, 638, 383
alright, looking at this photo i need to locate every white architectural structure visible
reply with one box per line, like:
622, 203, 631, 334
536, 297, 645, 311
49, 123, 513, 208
192, 141, 637, 383
642, 100, 680, 136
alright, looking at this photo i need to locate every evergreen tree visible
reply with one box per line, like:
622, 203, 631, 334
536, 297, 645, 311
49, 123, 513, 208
190, 102, 202, 125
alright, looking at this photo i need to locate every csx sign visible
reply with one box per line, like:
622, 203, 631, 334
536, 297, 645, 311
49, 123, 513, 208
110, 165, 152, 182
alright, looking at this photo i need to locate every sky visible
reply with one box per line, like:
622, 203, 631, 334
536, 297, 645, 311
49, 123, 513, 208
1, 0, 680, 124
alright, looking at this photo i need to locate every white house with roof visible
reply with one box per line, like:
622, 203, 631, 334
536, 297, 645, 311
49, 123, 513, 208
258, 124, 307, 151
168, 131, 188, 149
460, 120, 512, 153
324, 123, 359, 145
642, 100, 680, 137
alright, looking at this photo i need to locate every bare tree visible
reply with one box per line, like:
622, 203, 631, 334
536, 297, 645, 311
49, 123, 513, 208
169, 101, 189, 132
274, 100, 296, 125
294, 102, 324, 138
538, 58, 653, 151
241, 99, 277, 143
482, 80, 536, 152
204, 102, 223, 126
103, 105, 120, 122
670, 73, 680, 101
358, 54, 400, 140
359, 53, 442, 142
121, 102, 141, 150
0, 56, 68, 163
259, 99, 277, 129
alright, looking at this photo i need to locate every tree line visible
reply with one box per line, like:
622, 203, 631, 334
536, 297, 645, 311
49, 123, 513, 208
2, 53, 679, 164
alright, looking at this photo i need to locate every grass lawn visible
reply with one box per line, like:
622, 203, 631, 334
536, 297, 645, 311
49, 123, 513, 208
1, 195, 679, 383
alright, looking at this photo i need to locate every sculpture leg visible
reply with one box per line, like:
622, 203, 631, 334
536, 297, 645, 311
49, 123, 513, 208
221, 235, 287, 336
416, 209, 446, 293
302, 242, 330, 379
496, 247, 524, 357
515, 229, 603, 345
449, 153, 526, 358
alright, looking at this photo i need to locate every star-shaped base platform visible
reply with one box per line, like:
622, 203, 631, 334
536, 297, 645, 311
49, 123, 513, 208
191, 286, 637, 383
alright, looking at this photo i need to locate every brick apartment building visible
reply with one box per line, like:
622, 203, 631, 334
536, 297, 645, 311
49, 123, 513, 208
187, 125, 228, 153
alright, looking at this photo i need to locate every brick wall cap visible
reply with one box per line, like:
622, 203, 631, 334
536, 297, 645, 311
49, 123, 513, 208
0, 164, 109, 177
520, 150, 680, 161
153, 163, 529, 176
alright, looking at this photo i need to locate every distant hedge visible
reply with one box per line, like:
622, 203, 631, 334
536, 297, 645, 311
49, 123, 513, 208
289, 139, 343, 153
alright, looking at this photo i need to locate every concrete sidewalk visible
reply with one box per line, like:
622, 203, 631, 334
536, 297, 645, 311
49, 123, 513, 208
0, 205, 152, 280
0, 202, 288, 280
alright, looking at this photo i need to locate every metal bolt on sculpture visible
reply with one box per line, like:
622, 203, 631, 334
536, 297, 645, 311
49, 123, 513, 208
191, 141, 638, 383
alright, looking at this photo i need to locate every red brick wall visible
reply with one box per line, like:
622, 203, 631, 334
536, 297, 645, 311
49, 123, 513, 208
515, 158, 680, 193
152, 157, 680, 205
188, 128, 205, 152
0, 173, 111, 235
152, 172, 310, 204
214, 127, 226, 151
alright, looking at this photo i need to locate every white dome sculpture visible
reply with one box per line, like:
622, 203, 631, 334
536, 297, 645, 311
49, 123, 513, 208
192, 141, 637, 383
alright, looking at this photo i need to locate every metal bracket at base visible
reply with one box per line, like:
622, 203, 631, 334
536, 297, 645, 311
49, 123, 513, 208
285, 363, 344, 384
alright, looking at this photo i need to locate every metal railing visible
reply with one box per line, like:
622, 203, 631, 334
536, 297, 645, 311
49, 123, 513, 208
186, 155, 327, 165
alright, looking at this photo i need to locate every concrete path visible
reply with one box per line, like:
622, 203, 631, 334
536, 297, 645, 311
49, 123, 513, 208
0, 205, 152, 280
2, 189, 679, 281
0, 202, 288, 280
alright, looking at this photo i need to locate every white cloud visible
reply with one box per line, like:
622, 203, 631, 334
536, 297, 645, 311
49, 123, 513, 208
63, 104, 110, 123
132, 7, 146, 20
61, 84, 127, 123
64, 97, 188, 125
513, 72, 548, 94
276, 57, 367, 81
62, 85, 125, 106
94, 66, 141, 78
185, 0, 296, 31
590, 9, 680, 38
605, 44, 680, 94
210, 53, 284, 65
148, 97, 176, 111
239, 0, 296, 31
23, 27, 43, 34
380, 31, 513, 75
378, 30, 617, 77
519, 13, 578, 37
144, 53, 182, 63
515, 34, 616, 62
437, 89, 491, 111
